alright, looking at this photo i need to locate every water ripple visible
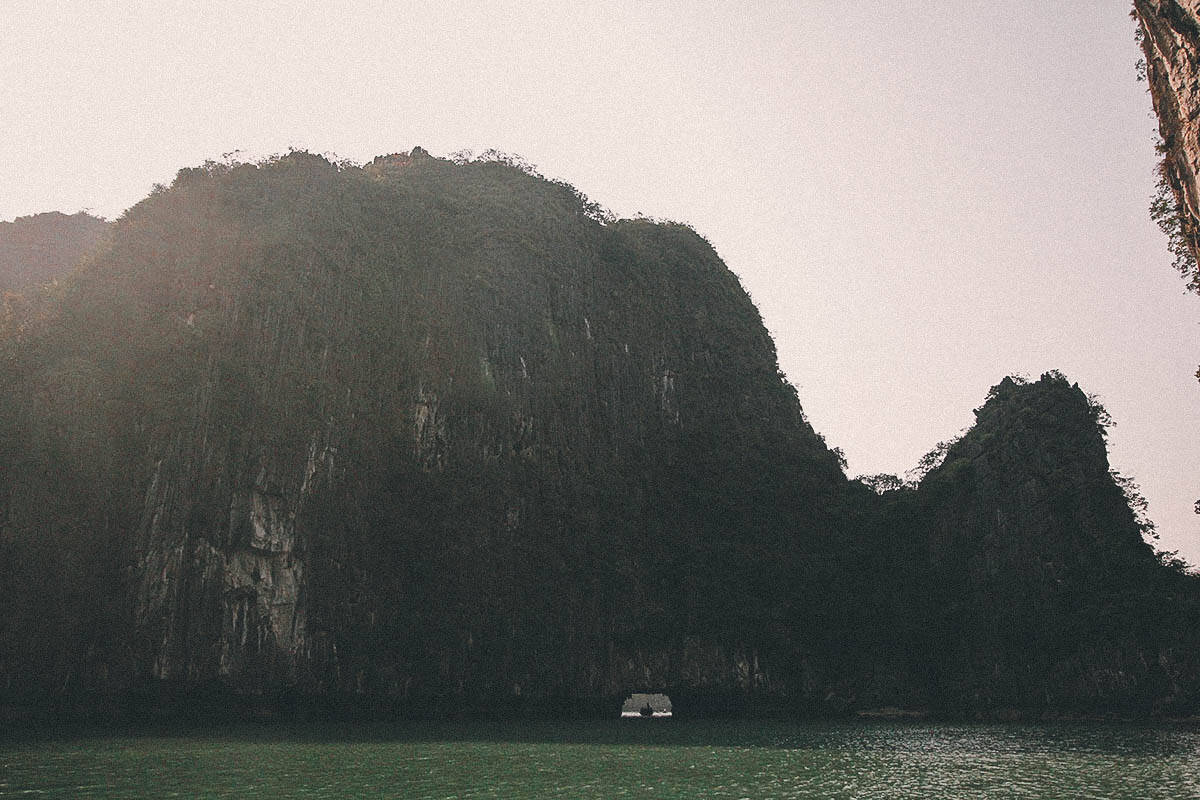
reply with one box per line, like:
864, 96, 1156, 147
1, 721, 1198, 799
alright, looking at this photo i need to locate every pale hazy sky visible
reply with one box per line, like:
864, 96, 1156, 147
3, 1, 1198, 561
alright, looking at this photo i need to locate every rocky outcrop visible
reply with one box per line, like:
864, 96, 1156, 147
1134, 0, 1200, 292
910, 374, 1191, 712
920, 375, 1155, 580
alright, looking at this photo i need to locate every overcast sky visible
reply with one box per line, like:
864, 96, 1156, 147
4, 0, 1198, 562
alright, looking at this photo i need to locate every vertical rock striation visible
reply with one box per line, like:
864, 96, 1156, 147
1134, 0, 1200, 291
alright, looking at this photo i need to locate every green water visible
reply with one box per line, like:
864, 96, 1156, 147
2, 720, 1198, 798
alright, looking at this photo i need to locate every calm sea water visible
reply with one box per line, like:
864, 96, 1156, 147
2, 719, 1198, 798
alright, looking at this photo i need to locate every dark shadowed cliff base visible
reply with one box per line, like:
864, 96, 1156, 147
1, 150, 1197, 725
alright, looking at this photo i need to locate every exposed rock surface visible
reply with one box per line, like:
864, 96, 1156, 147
1135, 0, 1200, 291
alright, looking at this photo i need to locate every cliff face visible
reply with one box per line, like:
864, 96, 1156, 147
0, 151, 844, 707
1, 151, 1195, 718
912, 376, 1189, 711
827, 374, 1200, 714
921, 376, 1154, 580
1135, 0, 1200, 293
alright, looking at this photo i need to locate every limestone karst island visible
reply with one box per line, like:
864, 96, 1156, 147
2, 140, 1198, 724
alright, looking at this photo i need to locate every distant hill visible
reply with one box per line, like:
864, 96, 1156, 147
0, 211, 110, 292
